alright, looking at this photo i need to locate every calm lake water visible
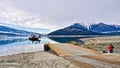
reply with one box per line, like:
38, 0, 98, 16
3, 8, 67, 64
0, 35, 110, 56
0, 37, 57, 56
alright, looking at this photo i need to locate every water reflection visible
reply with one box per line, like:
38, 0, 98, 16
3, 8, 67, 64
48, 37, 84, 45
48, 35, 112, 44
0, 36, 86, 56
0, 39, 27, 45
0, 37, 56, 56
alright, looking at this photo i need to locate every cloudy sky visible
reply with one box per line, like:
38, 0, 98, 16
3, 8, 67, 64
0, 0, 120, 32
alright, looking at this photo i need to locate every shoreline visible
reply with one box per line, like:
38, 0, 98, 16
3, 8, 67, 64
0, 36, 120, 68
80, 36, 120, 53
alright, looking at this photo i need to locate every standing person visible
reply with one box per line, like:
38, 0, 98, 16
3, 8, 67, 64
108, 44, 114, 53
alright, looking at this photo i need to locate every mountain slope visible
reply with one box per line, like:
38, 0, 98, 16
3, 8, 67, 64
0, 25, 35, 36
49, 23, 120, 35
49, 23, 101, 35
89, 23, 120, 33
0, 25, 33, 34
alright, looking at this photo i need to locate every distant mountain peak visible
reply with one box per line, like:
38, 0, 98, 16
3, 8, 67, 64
67, 23, 88, 31
90, 22, 120, 32
98, 22, 106, 24
72, 23, 86, 27
48, 22, 120, 35
97, 22, 108, 26
74, 23, 90, 27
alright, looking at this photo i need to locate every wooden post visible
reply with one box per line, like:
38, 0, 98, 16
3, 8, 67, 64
44, 44, 50, 51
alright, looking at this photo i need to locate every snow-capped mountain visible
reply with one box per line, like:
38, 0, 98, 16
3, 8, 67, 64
66, 23, 88, 31
48, 22, 120, 35
89, 23, 120, 33
48, 23, 101, 35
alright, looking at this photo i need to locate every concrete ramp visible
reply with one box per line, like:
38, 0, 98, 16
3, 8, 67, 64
47, 43, 120, 68
48, 43, 95, 56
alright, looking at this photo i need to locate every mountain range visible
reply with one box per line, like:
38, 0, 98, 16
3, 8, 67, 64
48, 23, 120, 35
1, 22, 120, 36
0, 25, 35, 37
89, 23, 120, 33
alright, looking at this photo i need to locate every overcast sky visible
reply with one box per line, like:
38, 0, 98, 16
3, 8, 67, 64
0, 0, 120, 30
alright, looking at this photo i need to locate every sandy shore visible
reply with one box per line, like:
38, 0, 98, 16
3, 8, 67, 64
0, 51, 81, 68
0, 52, 35, 63
0, 45, 120, 68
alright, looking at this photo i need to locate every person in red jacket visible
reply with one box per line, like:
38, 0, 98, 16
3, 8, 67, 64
108, 44, 114, 53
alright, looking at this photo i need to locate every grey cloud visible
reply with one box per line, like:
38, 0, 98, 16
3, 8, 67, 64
1, 0, 120, 29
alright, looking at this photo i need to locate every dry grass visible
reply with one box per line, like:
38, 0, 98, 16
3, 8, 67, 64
81, 36, 120, 53
47, 43, 71, 57
68, 43, 97, 53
